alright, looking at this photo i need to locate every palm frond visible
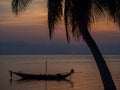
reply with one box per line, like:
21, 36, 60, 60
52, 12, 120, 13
12, 0, 32, 15
94, 0, 120, 25
64, 0, 73, 42
47, 0, 63, 39
11, 0, 120, 41
109, 0, 120, 25
63, 0, 92, 41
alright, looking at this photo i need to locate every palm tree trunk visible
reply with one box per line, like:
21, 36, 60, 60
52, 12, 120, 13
78, 24, 116, 90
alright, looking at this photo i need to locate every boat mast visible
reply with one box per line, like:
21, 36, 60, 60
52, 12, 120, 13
45, 60, 47, 75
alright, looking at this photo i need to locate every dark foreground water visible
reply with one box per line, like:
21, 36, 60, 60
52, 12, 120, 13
0, 55, 120, 90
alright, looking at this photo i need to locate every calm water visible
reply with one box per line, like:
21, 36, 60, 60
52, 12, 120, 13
0, 55, 120, 90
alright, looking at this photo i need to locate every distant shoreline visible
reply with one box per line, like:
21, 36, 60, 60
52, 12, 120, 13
0, 54, 120, 55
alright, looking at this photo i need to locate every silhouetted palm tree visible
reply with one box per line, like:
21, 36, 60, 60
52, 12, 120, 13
11, 0, 120, 90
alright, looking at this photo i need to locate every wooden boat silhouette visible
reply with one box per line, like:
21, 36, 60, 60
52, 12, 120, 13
8, 61, 74, 80
8, 69, 74, 80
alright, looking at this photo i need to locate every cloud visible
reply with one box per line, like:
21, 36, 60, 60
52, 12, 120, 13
0, 41, 90, 55
0, 0, 47, 27
0, 41, 119, 55
91, 30, 120, 45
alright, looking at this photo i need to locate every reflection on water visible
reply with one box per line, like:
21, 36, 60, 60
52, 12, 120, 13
0, 55, 120, 90
10, 79, 74, 90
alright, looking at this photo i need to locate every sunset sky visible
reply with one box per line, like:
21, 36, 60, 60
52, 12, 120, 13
0, 0, 120, 54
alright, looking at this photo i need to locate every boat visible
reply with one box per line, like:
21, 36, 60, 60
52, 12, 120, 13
8, 61, 74, 80
8, 69, 74, 80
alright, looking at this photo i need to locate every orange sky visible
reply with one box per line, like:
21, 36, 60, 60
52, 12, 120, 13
0, 0, 119, 30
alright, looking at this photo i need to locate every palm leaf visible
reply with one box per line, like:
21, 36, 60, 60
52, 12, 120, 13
63, 0, 92, 41
11, 0, 120, 39
94, 0, 120, 25
12, 0, 32, 15
47, 0, 63, 39
47, 0, 120, 41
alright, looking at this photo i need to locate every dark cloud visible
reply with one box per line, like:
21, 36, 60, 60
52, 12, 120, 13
0, 41, 119, 55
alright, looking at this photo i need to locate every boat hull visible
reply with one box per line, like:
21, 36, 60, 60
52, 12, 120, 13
17, 73, 70, 80
9, 70, 74, 80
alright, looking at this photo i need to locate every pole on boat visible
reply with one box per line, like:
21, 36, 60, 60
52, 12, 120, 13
45, 60, 47, 75
8, 70, 13, 77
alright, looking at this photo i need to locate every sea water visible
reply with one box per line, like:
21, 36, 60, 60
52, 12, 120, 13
0, 55, 120, 90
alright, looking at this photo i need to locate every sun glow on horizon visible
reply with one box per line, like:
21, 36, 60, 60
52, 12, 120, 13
91, 20, 120, 31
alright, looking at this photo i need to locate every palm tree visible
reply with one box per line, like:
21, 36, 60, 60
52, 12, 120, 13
11, 0, 120, 90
